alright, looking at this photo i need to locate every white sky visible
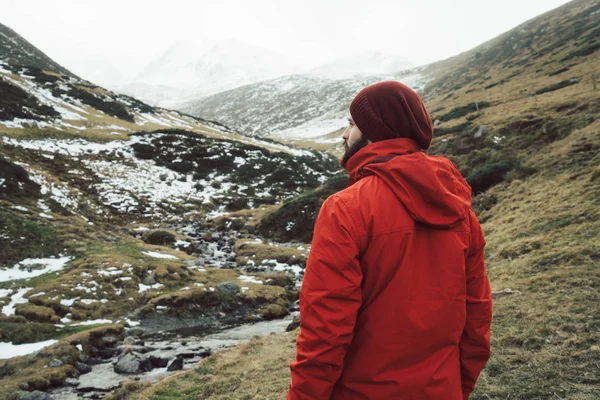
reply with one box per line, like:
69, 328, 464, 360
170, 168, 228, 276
2, 0, 572, 85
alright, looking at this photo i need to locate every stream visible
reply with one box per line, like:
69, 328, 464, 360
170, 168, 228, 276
48, 316, 296, 399
46, 224, 302, 399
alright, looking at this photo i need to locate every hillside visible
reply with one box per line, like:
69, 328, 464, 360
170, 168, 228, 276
0, 23, 76, 78
0, 21, 341, 400
129, 1, 599, 399
178, 68, 428, 149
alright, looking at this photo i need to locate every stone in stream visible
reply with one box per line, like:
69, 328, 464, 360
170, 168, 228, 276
149, 355, 170, 368
114, 353, 153, 374
64, 378, 80, 386
167, 356, 184, 371
17, 391, 51, 400
74, 362, 92, 374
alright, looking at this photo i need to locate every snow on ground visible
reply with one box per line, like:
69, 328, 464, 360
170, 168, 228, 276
238, 275, 263, 285
2, 287, 31, 315
138, 283, 165, 293
69, 319, 113, 326
141, 251, 178, 260
0, 339, 58, 359
0, 256, 71, 282
262, 259, 304, 276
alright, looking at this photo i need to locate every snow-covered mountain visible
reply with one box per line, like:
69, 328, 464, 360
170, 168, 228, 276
309, 51, 421, 78
115, 40, 301, 108
178, 68, 430, 142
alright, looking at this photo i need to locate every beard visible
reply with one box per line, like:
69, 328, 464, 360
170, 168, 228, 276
340, 135, 371, 168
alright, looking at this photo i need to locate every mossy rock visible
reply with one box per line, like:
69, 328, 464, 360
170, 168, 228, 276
143, 230, 176, 246
261, 304, 288, 320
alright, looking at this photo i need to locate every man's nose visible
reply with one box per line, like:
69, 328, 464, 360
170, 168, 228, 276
342, 128, 349, 140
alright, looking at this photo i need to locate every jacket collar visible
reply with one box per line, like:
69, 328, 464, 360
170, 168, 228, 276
345, 138, 422, 184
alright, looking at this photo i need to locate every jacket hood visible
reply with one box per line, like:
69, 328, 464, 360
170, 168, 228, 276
345, 138, 472, 228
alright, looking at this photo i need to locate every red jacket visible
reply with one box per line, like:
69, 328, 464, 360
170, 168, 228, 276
288, 139, 492, 400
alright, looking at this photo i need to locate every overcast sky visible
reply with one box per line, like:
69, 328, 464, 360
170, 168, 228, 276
2, 0, 572, 85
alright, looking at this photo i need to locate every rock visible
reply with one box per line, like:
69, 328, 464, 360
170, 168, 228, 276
203, 232, 213, 241
142, 274, 156, 285
167, 357, 184, 371
74, 362, 92, 374
286, 316, 301, 332
473, 125, 487, 138
19, 382, 29, 390
49, 359, 63, 368
64, 378, 80, 387
99, 335, 119, 346
261, 304, 288, 320
289, 300, 300, 312
118, 345, 153, 354
114, 353, 153, 374
122, 336, 144, 346
149, 355, 169, 368
199, 350, 212, 358
218, 282, 240, 296
434, 119, 441, 126
127, 328, 146, 338
17, 391, 51, 400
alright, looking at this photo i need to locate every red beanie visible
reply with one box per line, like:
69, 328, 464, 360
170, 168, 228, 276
349, 81, 433, 149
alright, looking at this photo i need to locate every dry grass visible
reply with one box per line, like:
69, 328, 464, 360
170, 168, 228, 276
233, 239, 306, 267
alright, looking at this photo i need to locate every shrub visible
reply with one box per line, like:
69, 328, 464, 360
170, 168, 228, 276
466, 160, 536, 195
435, 102, 492, 122
66, 86, 134, 122
143, 230, 176, 246
535, 78, 579, 95
467, 160, 514, 195
258, 172, 348, 242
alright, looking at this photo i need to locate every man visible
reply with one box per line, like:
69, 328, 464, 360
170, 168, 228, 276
288, 81, 492, 399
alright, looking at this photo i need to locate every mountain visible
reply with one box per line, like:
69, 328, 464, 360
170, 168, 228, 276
309, 50, 420, 78
178, 67, 429, 145
116, 39, 301, 108
0, 23, 76, 78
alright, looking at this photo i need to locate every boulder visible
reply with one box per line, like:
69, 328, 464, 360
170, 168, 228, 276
167, 357, 184, 371
149, 355, 169, 368
74, 362, 92, 374
142, 274, 157, 286
286, 315, 301, 332
114, 353, 153, 374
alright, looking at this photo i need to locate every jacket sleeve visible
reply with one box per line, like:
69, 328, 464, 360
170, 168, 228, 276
288, 195, 363, 400
460, 210, 492, 399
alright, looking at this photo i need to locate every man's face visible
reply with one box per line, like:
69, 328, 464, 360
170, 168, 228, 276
341, 115, 370, 168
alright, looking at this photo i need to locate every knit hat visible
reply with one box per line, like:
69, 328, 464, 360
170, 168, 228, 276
349, 81, 433, 149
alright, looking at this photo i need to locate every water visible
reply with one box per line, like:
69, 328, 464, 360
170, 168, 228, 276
49, 317, 294, 399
